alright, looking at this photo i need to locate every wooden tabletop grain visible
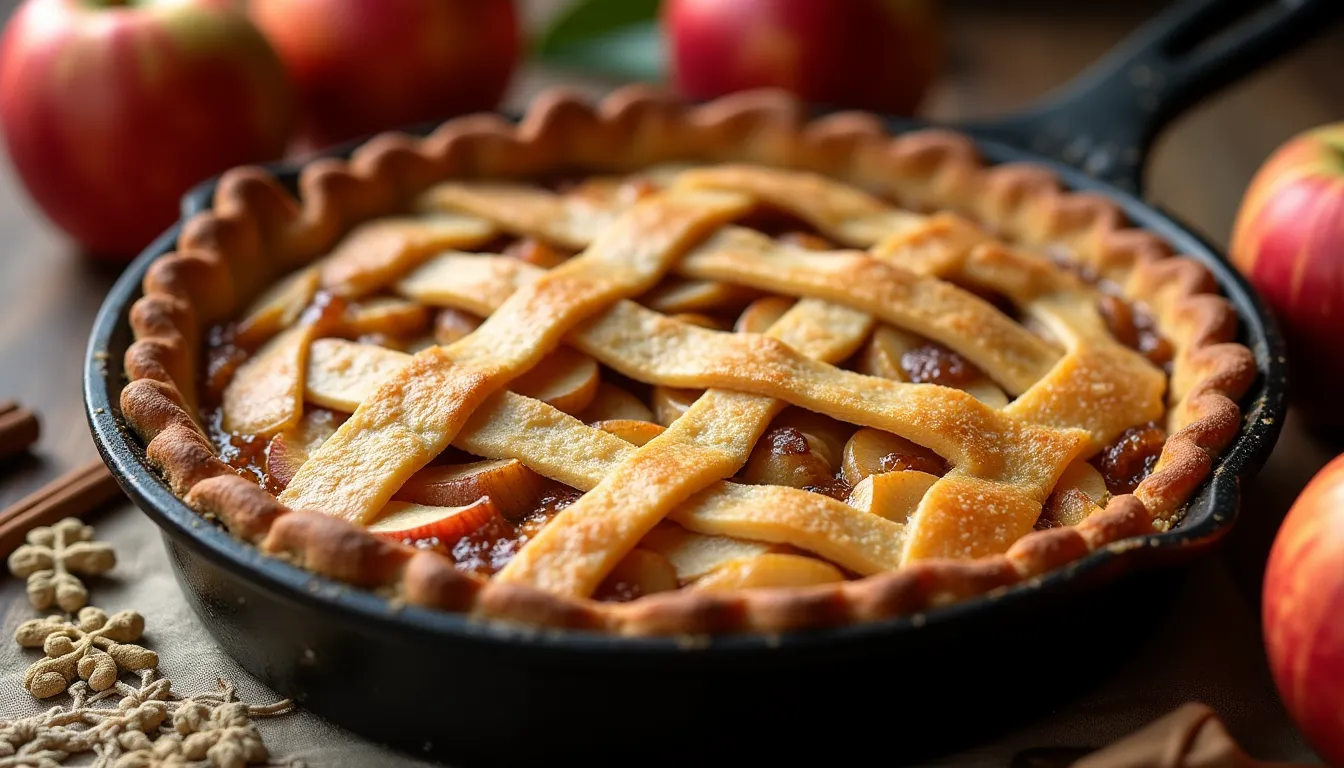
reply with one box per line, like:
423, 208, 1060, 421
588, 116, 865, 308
0, 0, 1339, 760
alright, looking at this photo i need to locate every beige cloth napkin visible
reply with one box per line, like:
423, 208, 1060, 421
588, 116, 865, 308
1, 501, 1319, 766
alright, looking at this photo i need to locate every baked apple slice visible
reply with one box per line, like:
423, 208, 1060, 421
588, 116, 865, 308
641, 276, 760, 314
394, 458, 549, 519
578, 382, 655, 424
592, 419, 666, 447
234, 267, 319, 349
650, 385, 701, 426
771, 407, 854, 469
433, 307, 483, 345
265, 408, 346, 488
1041, 459, 1109, 526
594, 548, 679, 601
741, 425, 833, 490
859, 324, 1009, 407
509, 346, 600, 415
504, 237, 572, 268
734, 295, 796, 334
670, 312, 727, 330
841, 427, 945, 487
639, 523, 775, 582
340, 296, 431, 339
690, 553, 844, 592
369, 497, 501, 543
847, 470, 939, 523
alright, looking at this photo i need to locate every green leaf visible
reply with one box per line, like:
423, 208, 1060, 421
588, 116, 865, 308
537, 22, 666, 82
534, 0, 667, 82
535, 0, 661, 53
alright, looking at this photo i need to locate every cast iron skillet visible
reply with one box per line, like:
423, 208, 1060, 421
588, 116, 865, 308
86, 1, 1327, 763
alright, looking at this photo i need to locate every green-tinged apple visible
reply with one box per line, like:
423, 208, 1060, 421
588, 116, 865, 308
0, 0, 293, 260
1262, 454, 1344, 766
663, 0, 942, 116
249, 0, 520, 152
1231, 124, 1344, 427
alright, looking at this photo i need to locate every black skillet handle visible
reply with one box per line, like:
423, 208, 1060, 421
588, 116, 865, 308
959, 0, 1340, 194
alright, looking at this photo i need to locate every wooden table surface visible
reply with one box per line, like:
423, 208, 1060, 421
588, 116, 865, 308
1, 0, 1340, 761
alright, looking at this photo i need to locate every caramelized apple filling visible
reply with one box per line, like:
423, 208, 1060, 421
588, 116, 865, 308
1098, 293, 1175, 369
434, 486, 581, 577
899, 342, 981, 388
1094, 422, 1166, 495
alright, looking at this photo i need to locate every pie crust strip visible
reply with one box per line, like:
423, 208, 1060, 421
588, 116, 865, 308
493, 295, 876, 595
316, 213, 498, 298
305, 337, 913, 580
415, 183, 1060, 396
278, 191, 751, 523
398, 254, 1128, 466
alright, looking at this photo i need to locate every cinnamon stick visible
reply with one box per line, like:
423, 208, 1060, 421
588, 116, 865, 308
0, 404, 39, 461
0, 458, 123, 556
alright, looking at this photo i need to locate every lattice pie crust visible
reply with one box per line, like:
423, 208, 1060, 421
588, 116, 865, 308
119, 86, 1254, 636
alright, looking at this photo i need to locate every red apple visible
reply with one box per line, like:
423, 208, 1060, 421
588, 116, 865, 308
248, 0, 520, 151
1262, 453, 1344, 765
1231, 124, 1344, 428
0, 0, 294, 260
663, 0, 943, 116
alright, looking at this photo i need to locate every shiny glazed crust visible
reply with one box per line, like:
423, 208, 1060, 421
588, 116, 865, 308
119, 86, 1255, 636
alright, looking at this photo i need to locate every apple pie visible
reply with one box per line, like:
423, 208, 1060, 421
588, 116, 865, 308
120, 86, 1255, 636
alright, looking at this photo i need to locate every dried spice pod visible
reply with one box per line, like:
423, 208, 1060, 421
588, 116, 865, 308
16, 607, 157, 698
7, 517, 116, 612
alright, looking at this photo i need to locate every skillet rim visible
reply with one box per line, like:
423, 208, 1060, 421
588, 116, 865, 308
83, 113, 1288, 654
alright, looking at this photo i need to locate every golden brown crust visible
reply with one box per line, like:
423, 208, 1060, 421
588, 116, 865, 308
184, 474, 288, 544
261, 510, 414, 589
117, 85, 1256, 636
119, 379, 196, 440
144, 424, 229, 496
400, 551, 482, 613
